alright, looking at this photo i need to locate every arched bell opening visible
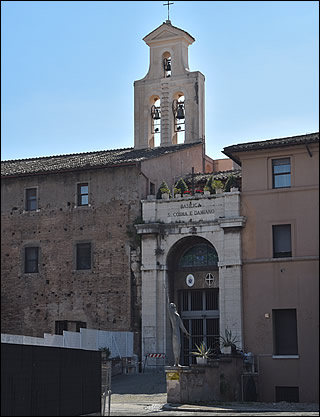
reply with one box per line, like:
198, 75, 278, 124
166, 236, 220, 365
162, 51, 172, 78
172, 92, 185, 145
149, 96, 161, 148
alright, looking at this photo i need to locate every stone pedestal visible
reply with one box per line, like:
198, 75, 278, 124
165, 366, 191, 403
166, 356, 248, 404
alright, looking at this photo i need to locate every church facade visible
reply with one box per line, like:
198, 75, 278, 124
1, 19, 319, 403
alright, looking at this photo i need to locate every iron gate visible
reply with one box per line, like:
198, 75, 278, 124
179, 289, 220, 365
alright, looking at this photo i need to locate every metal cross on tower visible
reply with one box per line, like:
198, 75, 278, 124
163, 1, 174, 22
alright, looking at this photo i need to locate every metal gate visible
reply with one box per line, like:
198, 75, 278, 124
179, 289, 220, 365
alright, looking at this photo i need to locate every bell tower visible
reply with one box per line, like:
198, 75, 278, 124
134, 20, 205, 149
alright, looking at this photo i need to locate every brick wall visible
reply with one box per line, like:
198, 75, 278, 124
1, 165, 146, 337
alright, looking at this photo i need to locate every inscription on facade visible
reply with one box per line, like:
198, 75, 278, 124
168, 202, 215, 218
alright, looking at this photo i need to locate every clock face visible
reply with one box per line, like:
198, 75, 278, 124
186, 274, 195, 287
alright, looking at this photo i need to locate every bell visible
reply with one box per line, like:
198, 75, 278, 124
151, 105, 161, 120
153, 109, 160, 120
176, 104, 185, 119
164, 58, 171, 72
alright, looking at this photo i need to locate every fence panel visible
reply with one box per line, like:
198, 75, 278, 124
1, 343, 101, 416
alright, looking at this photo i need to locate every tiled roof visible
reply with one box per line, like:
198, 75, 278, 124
223, 132, 319, 165
1, 142, 202, 178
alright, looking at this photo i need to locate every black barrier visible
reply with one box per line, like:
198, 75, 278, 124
1, 343, 101, 416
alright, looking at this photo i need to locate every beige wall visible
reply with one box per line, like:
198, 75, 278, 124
141, 143, 204, 191
239, 142, 319, 402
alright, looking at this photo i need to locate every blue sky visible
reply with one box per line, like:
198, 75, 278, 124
1, 1, 319, 161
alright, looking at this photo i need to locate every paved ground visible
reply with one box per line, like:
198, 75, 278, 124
100, 372, 319, 416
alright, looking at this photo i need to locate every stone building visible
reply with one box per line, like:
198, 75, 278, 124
1, 20, 224, 356
1, 18, 319, 404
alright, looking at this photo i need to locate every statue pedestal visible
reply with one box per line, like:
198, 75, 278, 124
165, 366, 193, 403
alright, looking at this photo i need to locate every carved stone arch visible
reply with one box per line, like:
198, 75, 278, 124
166, 235, 220, 301
166, 235, 221, 365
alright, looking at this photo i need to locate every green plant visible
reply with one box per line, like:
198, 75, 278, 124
219, 329, 239, 348
204, 175, 214, 193
204, 176, 224, 194
156, 180, 172, 199
191, 341, 212, 358
174, 178, 188, 195
224, 174, 238, 192
212, 179, 224, 190
99, 347, 111, 359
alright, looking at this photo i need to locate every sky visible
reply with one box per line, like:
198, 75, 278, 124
1, 1, 319, 161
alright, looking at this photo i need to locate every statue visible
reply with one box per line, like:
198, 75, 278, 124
167, 292, 191, 366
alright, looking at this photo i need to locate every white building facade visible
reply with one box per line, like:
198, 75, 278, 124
137, 192, 246, 367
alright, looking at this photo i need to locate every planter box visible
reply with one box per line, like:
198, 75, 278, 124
196, 357, 207, 365
221, 346, 232, 355
161, 193, 169, 200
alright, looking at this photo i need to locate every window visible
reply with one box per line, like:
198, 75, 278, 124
273, 309, 298, 355
25, 247, 39, 273
272, 158, 291, 189
76, 242, 91, 270
55, 320, 86, 335
25, 188, 37, 211
273, 224, 292, 258
77, 183, 89, 206
179, 244, 219, 267
150, 182, 155, 195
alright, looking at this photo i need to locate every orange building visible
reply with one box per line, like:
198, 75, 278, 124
223, 132, 319, 403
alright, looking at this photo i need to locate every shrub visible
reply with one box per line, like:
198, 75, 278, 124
174, 178, 189, 195
156, 180, 171, 199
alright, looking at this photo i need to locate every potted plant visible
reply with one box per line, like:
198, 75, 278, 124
212, 179, 224, 194
173, 187, 182, 198
219, 329, 239, 355
156, 180, 172, 199
204, 176, 225, 194
174, 178, 188, 198
191, 341, 212, 364
224, 174, 238, 192
99, 346, 111, 361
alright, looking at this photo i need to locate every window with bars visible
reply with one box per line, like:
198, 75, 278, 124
180, 289, 219, 312
77, 183, 89, 206
25, 188, 37, 211
272, 158, 291, 189
25, 247, 39, 273
76, 242, 92, 270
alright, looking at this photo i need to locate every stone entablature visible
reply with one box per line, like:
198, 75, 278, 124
142, 191, 241, 225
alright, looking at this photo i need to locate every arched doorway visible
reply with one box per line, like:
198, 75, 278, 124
167, 236, 220, 365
